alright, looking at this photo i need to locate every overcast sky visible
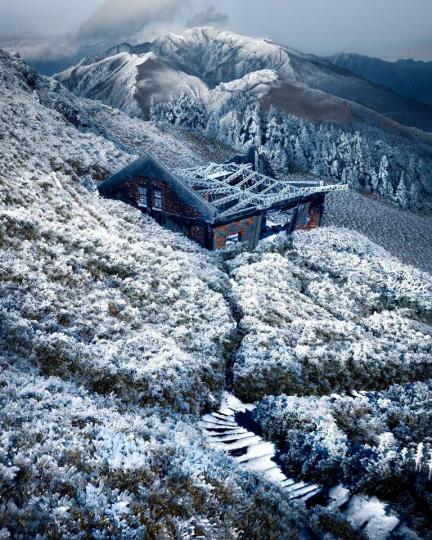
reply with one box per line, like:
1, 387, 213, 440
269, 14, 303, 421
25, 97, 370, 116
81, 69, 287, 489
0, 0, 431, 60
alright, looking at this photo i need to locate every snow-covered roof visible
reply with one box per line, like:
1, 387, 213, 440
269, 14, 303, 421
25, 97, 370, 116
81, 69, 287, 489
175, 162, 348, 220
98, 152, 217, 220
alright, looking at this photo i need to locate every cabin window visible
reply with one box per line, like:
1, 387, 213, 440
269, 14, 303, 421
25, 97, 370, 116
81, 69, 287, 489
153, 188, 163, 210
226, 233, 241, 245
137, 185, 147, 208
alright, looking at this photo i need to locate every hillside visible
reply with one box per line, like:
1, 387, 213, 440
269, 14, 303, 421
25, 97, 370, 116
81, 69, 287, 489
56, 27, 432, 133
328, 53, 432, 105
0, 48, 303, 539
55, 27, 432, 216
1, 50, 432, 538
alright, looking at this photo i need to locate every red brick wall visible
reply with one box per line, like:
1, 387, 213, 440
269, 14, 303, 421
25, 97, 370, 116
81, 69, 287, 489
189, 224, 207, 245
295, 202, 323, 230
152, 179, 201, 218
213, 216, 258, 249
119, 177, 201, 219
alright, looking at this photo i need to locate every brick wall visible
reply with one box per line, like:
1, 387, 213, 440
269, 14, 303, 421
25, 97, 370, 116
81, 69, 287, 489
153, 179, 201, 219
189, 224, 207, 246
213, 216, 259, 249
117, 177, 201, 220
294, 202, 324, 230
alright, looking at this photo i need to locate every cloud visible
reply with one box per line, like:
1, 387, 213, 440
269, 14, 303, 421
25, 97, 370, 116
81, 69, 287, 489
77, 0, 190, 43
187, 4, 229, 28
0, 34, 81, 62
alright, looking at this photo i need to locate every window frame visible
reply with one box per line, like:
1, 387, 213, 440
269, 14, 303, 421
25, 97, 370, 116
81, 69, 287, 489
225, 233, 241, 245
153, 187, 163, 211
137, 185, 148, 208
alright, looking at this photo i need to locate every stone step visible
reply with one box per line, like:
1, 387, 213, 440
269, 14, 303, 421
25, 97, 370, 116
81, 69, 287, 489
207, 430, 253, 442
201, 414, 237, 426
199, 420, 239, 430
211, 411, 235, 421
202, 395, 403, 540
240, 454, 277, 472
212, 435, 261, 451
328, 484, 351, 510
344, 495, 399, 538
236, 441, 275, 464
285, 480, 308, 494
287, 484, 321, 500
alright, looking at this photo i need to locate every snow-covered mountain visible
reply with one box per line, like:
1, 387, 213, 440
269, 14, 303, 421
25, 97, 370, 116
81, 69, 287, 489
56, 27, 432, 133
2, 48, 432, 539
328, 52, 432, 105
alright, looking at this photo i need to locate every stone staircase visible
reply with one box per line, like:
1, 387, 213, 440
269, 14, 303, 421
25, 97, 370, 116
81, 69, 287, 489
200, 393, 406, 540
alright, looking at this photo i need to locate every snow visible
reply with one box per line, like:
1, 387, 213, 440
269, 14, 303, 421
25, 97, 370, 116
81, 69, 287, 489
228, 227, 432, 401
345, 496, 399, 539
2, 47, 431, 539
152, 27, 296, 86
57, 52, 152, 117
324, 189, 432, 273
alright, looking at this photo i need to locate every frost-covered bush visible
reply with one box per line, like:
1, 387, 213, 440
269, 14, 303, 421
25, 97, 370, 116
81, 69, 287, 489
253, 381, 432, 536
0, 357, 308, 539
228, 227, 432, 401
0, 176, 235, 413
0, 51, 237, 413
0, 188, 234, 412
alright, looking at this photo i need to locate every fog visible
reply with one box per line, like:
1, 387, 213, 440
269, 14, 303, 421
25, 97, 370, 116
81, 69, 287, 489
0, 0, 430, 60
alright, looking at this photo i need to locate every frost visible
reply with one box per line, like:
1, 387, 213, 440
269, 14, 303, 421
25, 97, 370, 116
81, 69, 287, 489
228, 227, 432, 401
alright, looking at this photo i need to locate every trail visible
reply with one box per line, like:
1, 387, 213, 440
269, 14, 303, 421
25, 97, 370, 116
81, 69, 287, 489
201, 392, 409, 539
206, 256, 410, 539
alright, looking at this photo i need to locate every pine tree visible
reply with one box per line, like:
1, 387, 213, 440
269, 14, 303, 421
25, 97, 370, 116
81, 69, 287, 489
149, 95, 157, 122
395, 173, 408, 209
294, 137, 308, 171
369, 169, 379, 192
378, 155, 389, 197
408, 182, 420, 211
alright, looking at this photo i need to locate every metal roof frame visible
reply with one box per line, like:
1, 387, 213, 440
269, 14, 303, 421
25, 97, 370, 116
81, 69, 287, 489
175, 163, 348, 220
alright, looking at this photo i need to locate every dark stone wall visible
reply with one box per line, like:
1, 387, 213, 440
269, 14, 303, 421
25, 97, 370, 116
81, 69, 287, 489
116, 176, 201, 219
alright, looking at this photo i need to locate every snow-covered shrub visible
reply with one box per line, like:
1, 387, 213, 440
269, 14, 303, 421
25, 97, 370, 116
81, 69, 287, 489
0, 183, 234, 413
0, 357, 308, 539
0, 51, 236, 413
228, 227, 432, 401
252, 381, 432, 536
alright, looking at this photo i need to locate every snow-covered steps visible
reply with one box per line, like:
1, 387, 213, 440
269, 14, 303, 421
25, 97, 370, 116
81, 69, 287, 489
345, 495, 400, 539
328, 486, 400, 538
202, 393, 403, 539
201, 393, 324, 504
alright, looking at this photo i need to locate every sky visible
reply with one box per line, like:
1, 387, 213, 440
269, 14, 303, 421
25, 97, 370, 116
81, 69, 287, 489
0, 0, 431, 60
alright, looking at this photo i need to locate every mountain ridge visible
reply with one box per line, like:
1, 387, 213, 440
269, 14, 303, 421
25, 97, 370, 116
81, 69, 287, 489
328, 52, 432, 105
55, 27, 432, 134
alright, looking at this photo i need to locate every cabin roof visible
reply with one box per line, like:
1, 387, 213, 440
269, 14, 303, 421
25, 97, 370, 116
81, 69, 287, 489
98, 153, 348, 224
175, 162, 348, 222
98, 152, 217, 220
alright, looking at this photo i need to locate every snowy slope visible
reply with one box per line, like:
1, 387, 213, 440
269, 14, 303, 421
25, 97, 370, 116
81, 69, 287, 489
2, 50, 432, 538
0, 50, 236, 416
56, 52, 150, 117
57, 50, 209, 119
56, 27, 432, 133
151, 27, 296, 87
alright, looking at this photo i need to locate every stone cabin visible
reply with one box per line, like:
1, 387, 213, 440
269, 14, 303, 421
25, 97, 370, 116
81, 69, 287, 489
97, 150, 346, 250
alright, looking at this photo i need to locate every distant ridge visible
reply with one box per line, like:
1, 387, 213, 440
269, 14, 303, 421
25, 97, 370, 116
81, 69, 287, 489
328, 52, 432, 105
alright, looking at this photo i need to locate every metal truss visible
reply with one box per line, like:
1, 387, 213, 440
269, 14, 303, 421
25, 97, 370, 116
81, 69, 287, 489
175, 163, 348, 219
